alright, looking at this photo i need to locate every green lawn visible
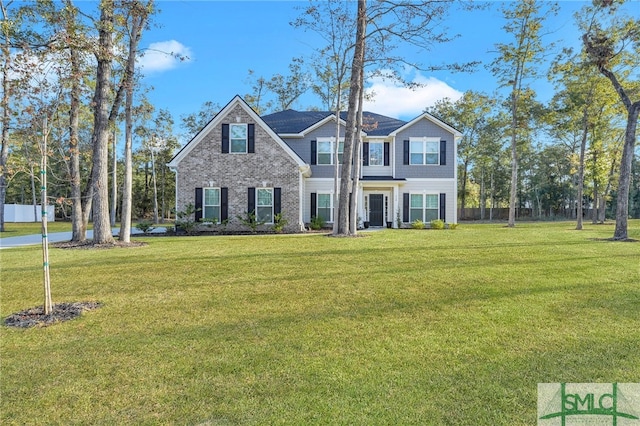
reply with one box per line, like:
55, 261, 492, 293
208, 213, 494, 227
0, 221, 76, 237
1, 221, 639, 425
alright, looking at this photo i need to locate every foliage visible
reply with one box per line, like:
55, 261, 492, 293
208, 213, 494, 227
272, 212, 288, 233
411, 219, 425, 229
430, 219, 445, 230
309, 215, 325, 231
135, 220, 155, 235
1, 222, 638, 424
396, 209, 402, 229
448, 223, 459, 230
175, 203, 200, 235
237, 210, 265, 233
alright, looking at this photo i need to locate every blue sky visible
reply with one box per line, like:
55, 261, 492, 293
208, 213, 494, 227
135, 0, 637, 129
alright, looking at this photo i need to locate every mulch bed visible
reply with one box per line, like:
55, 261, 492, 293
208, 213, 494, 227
4, 301, 102, 328
52, 240, 147, 249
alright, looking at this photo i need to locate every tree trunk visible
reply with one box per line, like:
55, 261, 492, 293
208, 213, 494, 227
576, 103, 589, 230
90, 0, 116, 245
337, 0, 366, 235
349, 65, 365, 235
119, 6, 148, 242
110, 131, 117, 226
0, 0, 11, 232
613, 105, 639, 239
68, 37, 86, 242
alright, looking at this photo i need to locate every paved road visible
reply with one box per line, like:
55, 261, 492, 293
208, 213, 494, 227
0, 227, 167, 249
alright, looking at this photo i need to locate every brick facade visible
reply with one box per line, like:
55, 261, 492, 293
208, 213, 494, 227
174, 103, 303, 232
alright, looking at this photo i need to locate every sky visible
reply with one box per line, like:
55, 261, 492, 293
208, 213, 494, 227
132, 0, 638, 132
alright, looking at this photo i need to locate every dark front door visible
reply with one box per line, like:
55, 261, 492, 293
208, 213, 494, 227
369, 194, 384, 226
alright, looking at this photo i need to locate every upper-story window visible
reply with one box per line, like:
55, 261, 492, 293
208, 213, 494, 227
369, 142, 384, 166
316, 138, 344, 165
230, 124, 247, 153
222, 123, 255, 154
410, 137, 440, 165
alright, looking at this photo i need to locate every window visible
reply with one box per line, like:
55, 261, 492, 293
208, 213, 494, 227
230, 123, 247, 153
317, 193, 332, 222
369, 142, 384, 166
317, 138, 344, 165
410, 194, 439, 222
256, 188, 273, 223
203, 188, 220, 222
410, 137, 440, 165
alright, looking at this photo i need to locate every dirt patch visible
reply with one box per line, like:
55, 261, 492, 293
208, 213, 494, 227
4, 301, 102, 328
52, 240, 147, 249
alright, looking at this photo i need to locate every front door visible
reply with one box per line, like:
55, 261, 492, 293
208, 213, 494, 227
369, 194, 384, 226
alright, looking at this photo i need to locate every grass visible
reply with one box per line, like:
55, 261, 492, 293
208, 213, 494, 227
0, 221, 77, 237
1, 221, 639, 425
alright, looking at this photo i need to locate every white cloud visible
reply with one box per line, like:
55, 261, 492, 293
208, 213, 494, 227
138, 40, 192, 73
363, 71, 463, 119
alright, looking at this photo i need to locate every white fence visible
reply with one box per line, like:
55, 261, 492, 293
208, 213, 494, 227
3, 204, 55, 222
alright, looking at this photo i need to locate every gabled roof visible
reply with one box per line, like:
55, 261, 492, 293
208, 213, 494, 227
389, 112, 462, 138
261, 110, 407, 137
168, 95, 307, 170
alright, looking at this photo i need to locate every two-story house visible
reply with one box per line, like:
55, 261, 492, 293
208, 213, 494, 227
168, 95, 460, 232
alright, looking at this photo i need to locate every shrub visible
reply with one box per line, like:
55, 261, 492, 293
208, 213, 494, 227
449, 223, 459, 230
135, 220, 155, 234
175, 203, 200, 235
430, 219, 445, 230
310, 215, 325, 231
272, 212, 288, 233
411, 219, 425, 229
237, 211, 265, 233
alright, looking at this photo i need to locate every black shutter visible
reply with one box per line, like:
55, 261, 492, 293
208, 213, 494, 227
440, 140, 447, 165
384, 142, 390, 166
195, 187, 203, 222
248, 124, 255, 153
310, 140, 317, 165
220, 187, 228, 221
274, 187, 282, 215
403, 193, 409, 222
362, 142, 369, 166
403, 140, 410, 165
221, 124, 229, 153
248, 187, 255, 214
310, 192, 317, 218
440, 193, 446, 221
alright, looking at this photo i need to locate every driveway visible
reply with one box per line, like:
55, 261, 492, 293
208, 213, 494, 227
0, 227, 167, 249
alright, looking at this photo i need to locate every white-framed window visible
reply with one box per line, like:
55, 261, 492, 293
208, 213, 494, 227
317, 138, 344, 165
203, 188, 220, 222
410, 137, 439, 165
410, 193, 439, 222
369, 141, 384, 166
257, 188, 274, 223
230, 123, 247, 153
317, 193, 333, 222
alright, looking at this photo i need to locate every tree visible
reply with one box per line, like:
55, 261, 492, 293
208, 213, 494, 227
119, 0, 154, 243
426, 92, 496, 214
490, 0, 557, 227
581, 0, 640, 240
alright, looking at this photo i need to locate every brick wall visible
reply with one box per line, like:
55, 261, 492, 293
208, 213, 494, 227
175, 104, 302, 232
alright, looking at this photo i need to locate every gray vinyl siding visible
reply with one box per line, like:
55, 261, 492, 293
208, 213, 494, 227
282, 121, 345, 179
394, 118, 455, 179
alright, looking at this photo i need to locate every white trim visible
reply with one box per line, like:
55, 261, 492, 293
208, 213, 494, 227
168, 95, 307, 169
389, 112, 462, 137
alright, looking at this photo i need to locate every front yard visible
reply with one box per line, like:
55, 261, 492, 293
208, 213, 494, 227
1, 221, 638, 424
